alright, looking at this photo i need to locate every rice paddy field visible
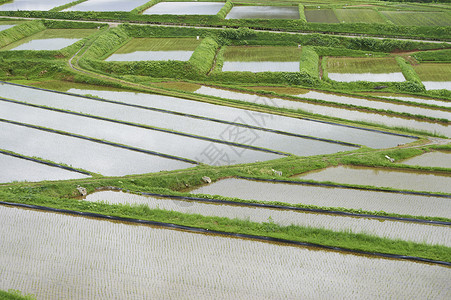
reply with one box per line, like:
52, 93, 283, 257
304, 9, 339, 23
1, 206, 449, 299
334, 8, 387, 24
1, 1, 451, 298
380, 11, 451, 26
0, 29, 97, 51
105, 38, 201, 62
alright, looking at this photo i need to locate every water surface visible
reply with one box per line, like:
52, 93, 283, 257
195, 86, 451, 137
0, 25, 14, 32
423, 81, 451, 91
189, 178, 451, 219
143, 2, 225, 15
84, 190, 451, 246
378, 95, 451, 108
226, 6, 300, 19
0, 0, 73, 11
7, 38, 81, 51
0, 153, 90, 183
64, 0, 150, 11
1, 206, 449, 299
65, 85, 418, 148
298, 165, 451, 193
328, 72, 405, 82
401, 151, 451, 169
0, 121, 193, 176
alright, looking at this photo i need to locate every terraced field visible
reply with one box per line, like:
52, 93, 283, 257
381, 11, 451, 26
334, 8, 387, 24
304, 9, 339, 23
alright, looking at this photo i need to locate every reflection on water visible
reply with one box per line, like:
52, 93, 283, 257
8, 38, 80, 51
328, 72, 405, 82
0, 0, 73, 11
0, 25, 14, 32
189, 178, 451, 218
63, 0, 150, 12
84, 190, 451, 246
423, 81, 451, 91
298, 165, 451, 193
0, 153, 90, 183
401, 152, 451, 169
143, 2, 225, 15
226, 6, 300, 19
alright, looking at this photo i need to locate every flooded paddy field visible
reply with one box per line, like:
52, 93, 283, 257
195, 86, 451, 137
0, 24, 15, 32
143, 2, 225, 15
63, 0, 150, 12
0, 153, 90, 183
0, 0, 73, 11
299, 91, 451, 121
298, 165, 451, 194
225, 5, 300, 19
0, 99, 283, 165
105, 38, 201, 62
0, 29, 97, 51
326, 57, 405, 82
304, 9, 339, 23
189, 178, 451, 219
0, 121, 193, 176
222, 46, 301, 73
367, 93, 451, 108
66, 86, 417, 149
84, 190, 451, 246
1, 206, 449, 299
400, 151, 451, 169
423, 81, 451, 91
414, 64, 451, 90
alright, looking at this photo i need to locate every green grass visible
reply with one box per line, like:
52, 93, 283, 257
334, 8, 388, 24
114, 37, 202, 54
413, 49, 451, 63
0, 290, 36, 300
414, 63, 451, 81
304, 9, 339, 23
223, 45, 302, 61
380, 11, 451, 26
0, 28, 97, 51
326, 57, 401, 73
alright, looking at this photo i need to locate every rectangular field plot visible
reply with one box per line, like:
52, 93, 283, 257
298, 165, 451, 194
334, 8, 387, 24
0, 24, 15, 32
190, 178, 451, 219
414, 63, 451, 90
0, 121, 193, 176
63, 0, 150, 12
371, 93, 451, 108
0, 29, 97, 51
195, 86, 451, 138
225, 5, 300, 19
66, 87, 417, 149
381, 11, 451, 26
304, 9, 339, 23
222, 46, 301, 72
85, 190, 451, 246
0, 152, 90, 183
0, 99, 282, 165
400, 151, 451, 169
0, 0, 73, 11
1, 206, 449, 299
105, 38, 201, 62
143, 2, 225, 15
326, 57, 405, 82
299, 91, 451, 121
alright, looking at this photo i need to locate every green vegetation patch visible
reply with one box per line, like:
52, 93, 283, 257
334, 8, 387, 24
326, 57, 402, 73
380, 11, 451, 26
223, 45, 302, 62
304, 9, 339, 23
0, 28, 97, 51
414, 63, 451, 81
413, 49, 451, 63
114, 37, 202, 53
